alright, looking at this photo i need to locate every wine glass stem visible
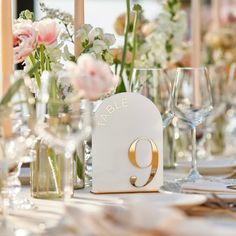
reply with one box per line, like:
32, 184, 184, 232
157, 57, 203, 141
1, 162, 9, 227
191, 127, 197, 171
63, 151, 73, 202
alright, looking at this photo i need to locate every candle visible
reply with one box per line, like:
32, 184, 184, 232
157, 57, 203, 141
212, 0, 221, 30
0, 0, 13, 138
0, 0, 13, 98
74, 0, 84, 57
191, 0, 201, 67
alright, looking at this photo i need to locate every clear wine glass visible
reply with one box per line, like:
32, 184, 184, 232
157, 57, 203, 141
6, 74, 37, 210
132, 68, 174, 128
226, 63, 236, 108
0, 104, 32, 234
133, 68, 176, 168
196, 65, 228, 158
172, 67, 213, 181
223, 63, 236, 153
35, 71, 92, 201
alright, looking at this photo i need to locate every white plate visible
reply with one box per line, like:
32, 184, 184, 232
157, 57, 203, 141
211, 194, 236, 203
118, 192, 207, 207
176, 159, 236, 175
77, 192, 207, 208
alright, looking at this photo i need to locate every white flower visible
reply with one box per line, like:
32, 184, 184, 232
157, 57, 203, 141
24, 76, 39, 95
103, 33, 116, 46
103, 51, 114, 64
66, 54, 118, 100
76, 24, 92, 42
136, 3, 187, 68
88, 27, 103, 42
91, 39, 108, 53
62, 45, 73, 61
82, 24, 93, 34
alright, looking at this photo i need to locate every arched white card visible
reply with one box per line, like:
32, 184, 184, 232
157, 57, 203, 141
92, 92, 163, 193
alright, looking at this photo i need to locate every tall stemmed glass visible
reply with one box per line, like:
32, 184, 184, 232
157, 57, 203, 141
0, 105, 33, 234
133, 68, 175, 167
132, 68, 174, 128
223, 63, 236, 152
6, 72, 37, 210
172, 67, 213, 181
226, 63, 236, 107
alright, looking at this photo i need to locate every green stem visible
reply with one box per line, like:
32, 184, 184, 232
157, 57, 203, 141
45, 54, 51, 71
29, 53, 41, 87
64, 23, 74, 44
48, 147, 60, 194
128, 7, 140, 83
119, 0, 130, 79
115, 61, 118, 75
48, 75, 59, 116
39, 44, 45, 71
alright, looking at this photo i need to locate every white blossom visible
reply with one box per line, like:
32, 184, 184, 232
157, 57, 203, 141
88, 27, 103, 42
91, 39, 108, 53
136, 1, 187, 68
103, 33, 116, 46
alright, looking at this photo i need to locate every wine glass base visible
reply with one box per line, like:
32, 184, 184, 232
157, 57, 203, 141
160, 169, 203, 194
185, 168, 203, 182
8, 197, 36, 210
0, 223, 32, 236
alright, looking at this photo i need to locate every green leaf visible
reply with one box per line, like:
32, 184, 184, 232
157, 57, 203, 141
0, 79, 24, 106
19, 10, 34, 20
27, 61, 40, 77
133, 4, 142, 12
74, 152, 84, 181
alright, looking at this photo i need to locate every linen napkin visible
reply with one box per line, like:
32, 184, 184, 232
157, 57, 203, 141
168, 219, 236, 236
42, 202, 236, 236
42, 203, 185, 236
181, 179, 236, 194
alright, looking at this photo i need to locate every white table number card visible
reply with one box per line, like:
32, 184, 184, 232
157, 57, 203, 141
92, 92, 163, 193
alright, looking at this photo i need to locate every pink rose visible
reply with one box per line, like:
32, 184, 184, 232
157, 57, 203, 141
13, 19, 37, 64
67, 54, 118, 100
35, 19, 60, 46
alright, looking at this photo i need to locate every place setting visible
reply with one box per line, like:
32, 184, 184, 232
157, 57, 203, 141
1, 0, 236, 235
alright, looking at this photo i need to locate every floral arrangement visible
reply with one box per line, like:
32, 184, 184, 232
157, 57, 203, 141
203, 3, 236, 72
11, 0, 188, 99
112, 0, 187, 92
204, 26, 236, 70
136, 0, 187, 69
12, 4, 117, 100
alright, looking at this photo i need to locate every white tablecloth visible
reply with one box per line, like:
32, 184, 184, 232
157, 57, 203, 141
5, 168, 235, 236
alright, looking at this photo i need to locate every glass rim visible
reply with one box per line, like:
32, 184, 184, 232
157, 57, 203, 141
133, 68, 170, 72
176, 66, 208, 70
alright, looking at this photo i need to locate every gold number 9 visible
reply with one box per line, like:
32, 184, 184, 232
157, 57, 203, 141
128, 137, 158, 188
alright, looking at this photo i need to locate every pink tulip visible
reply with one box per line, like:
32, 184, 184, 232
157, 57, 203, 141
35, 19, 60, 46
67, 54, 118, 100
13, 20, 37, 64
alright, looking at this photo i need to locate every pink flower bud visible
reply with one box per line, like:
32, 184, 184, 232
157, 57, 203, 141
67, 54, 118, 100
13, 19, 37, 64
35, 19, 60, 46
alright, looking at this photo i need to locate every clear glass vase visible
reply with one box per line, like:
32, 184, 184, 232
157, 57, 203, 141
31, 71, 92, 200
30, 140, 73, 199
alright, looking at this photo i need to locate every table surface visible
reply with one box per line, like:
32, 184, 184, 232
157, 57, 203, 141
6, 168, 235, 235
